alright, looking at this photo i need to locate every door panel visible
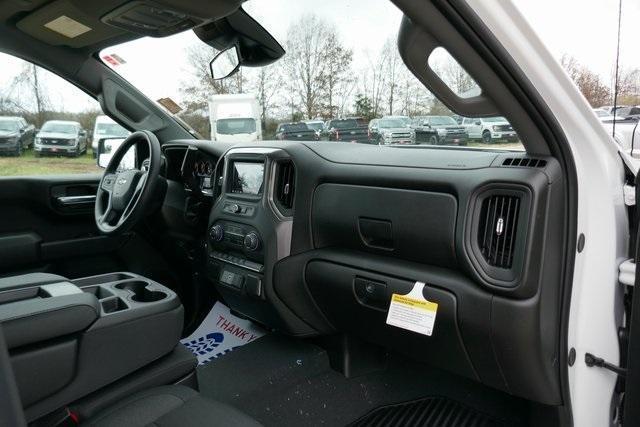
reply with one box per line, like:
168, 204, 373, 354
0, 175, 125, 278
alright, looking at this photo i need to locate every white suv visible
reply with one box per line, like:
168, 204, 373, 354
462, 116, 519, 143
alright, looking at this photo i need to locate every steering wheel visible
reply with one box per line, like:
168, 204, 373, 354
95, 131, 161, 235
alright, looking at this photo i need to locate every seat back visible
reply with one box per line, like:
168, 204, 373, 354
0, 326, 26, 427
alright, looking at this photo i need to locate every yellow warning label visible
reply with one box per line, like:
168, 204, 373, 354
386, 282, 438, 336
390, 294, 438, 312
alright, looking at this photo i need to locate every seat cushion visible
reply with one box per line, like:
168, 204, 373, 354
83, 385, 261, 427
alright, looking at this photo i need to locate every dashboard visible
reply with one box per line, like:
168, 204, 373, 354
159, 139, 567, 408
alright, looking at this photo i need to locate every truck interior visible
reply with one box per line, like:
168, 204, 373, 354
0, 0, 578, 426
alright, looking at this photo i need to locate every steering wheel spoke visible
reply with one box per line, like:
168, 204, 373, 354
99, 203, 116, 225
119, 171, 148, 222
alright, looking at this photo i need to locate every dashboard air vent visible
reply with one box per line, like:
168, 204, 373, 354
478, 195, 520, 269
502, 157, 547, 168
275, 161, 295, 212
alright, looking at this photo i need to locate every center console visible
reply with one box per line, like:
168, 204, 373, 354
205, 148, 299, 331
0, 272, 185, 422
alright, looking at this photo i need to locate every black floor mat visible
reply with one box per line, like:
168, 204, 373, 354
197, 334, 527, 426
351, 397, 505, 427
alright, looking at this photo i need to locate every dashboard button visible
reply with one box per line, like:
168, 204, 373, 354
244, 232, 260, 251
245, 275, 262, 298
219, 270, 244, 289
209, 225, 224, 242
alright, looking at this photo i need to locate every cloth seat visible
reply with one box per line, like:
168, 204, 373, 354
83, 385, 261, 427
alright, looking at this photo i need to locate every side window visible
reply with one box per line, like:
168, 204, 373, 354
0, 52, 121, 176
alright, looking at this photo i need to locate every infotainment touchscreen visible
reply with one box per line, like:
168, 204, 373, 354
230, 162, 264, 195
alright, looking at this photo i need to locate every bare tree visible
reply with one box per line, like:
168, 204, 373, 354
561, 55, 611, 107
284, 14, 352, 119
8, 63, 51, 125
616, 66, 640, 106
361, 49, 388, 118
283, 15, 326, 119
319, 32, 353, 118
248, 64, 282, 124
381, 39, 402, 115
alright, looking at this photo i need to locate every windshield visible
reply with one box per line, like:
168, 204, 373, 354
216, 118, 257, 135
305, 122, 324, 131
280, 123, 309, 132
100, 0, 523, 151
41, 123, 76, 134
0, 120, 19, 132
428, 116, 457, 125
331, 119, 358, 129
484, 117, 507, 123
96, 123, 129, 137
379, 118, 406, 128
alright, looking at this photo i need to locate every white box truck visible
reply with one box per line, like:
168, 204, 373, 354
91, 115, 130, 158
208, 94, 262, 142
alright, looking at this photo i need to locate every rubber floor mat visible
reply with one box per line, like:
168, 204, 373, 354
351, 396, 506, 427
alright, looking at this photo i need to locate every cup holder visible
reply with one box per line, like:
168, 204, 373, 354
115, 281, 167, 303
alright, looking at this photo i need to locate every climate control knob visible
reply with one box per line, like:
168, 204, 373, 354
209, 224, 224, 242
243, 232, 260, 251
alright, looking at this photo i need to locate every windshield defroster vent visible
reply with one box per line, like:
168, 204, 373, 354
502, 157, 547, 168
274, 161, 295, 215
478, 195, 520, 269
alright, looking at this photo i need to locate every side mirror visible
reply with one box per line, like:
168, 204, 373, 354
19, 128, 25, 134
474, 121, 482, 126
97, 137, 135, 170
210, 46, 240, 80
80, 130, 87, 137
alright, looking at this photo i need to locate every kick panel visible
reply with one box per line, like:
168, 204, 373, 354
305, 260, 477, 380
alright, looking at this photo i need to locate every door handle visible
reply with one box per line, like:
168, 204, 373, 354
55, 195, 96, 207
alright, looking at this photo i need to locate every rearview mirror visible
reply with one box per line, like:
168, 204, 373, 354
196, 8, 284, 79
97, 137, 135, 170
209, 47, 241, 80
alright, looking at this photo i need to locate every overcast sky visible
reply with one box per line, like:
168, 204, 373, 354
0, 0, 638, 112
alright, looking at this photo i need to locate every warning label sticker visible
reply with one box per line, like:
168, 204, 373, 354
386, 282, 438, 336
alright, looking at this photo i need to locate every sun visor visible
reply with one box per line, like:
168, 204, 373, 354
16, 0, 128, 48
15, 0, 243, 48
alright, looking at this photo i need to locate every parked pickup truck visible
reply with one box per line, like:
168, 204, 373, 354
411, 115, 468, 145
0, 116, 35, 156
462, 116, 518, 143
34, 120, 88, 157
369, 117, 416, 145
275, 122, 318, 141
324, 118, 370, 143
